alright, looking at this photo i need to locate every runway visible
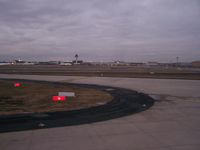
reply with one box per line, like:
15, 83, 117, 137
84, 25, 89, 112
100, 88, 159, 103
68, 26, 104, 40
0, 74, 200, 150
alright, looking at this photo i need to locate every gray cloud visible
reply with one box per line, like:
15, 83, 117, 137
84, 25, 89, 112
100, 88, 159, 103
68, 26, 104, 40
0, 0, 200, 62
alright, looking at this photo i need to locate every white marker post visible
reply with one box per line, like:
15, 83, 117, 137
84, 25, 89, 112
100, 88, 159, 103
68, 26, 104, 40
58, 92, 75, 97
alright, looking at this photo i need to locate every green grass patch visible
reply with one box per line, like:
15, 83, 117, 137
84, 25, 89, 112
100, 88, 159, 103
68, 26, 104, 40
0, 80, 112, 115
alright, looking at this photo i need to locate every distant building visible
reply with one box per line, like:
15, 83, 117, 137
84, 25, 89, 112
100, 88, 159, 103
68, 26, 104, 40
178, 62, 192, 67
60, 62, 72, 66
129, 62, 145, 66
72, 60, 83, 64
36, 61, 60, 65
23, 62, 35, 65
113, 61, 128, 66
0, 62, 12, 65
48, 61, 61, 65
147, 61, 160, 66
192, 61, 200, 68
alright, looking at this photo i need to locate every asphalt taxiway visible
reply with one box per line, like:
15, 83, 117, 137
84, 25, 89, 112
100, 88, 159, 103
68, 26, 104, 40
0, 74, 200, 150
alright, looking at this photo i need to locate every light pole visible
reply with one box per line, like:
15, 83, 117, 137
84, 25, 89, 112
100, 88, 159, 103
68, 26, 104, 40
176, 56, 179, 67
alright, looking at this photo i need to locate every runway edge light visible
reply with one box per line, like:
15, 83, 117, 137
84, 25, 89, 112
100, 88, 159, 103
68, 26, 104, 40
14, 83, 21, 87
52, 96, 66, 102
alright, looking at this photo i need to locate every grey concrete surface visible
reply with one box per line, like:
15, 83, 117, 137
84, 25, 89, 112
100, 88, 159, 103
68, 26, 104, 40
0, 74, 200, 150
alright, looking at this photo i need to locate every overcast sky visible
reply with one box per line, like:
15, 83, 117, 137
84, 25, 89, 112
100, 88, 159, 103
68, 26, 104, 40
0, 0, 200, 62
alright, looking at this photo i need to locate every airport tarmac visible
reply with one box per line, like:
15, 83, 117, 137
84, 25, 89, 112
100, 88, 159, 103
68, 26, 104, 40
0, 74, 200, 150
